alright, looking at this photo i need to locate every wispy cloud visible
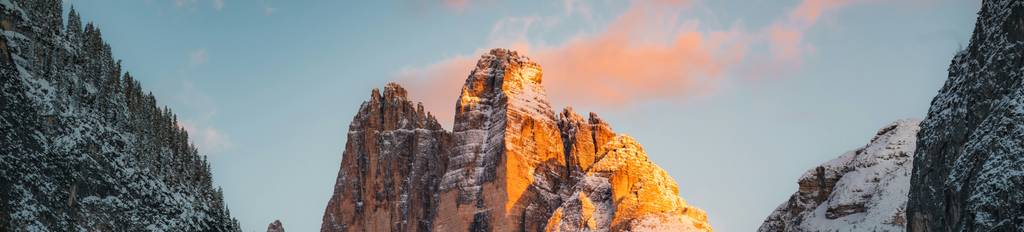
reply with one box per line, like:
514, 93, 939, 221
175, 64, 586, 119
213, 0, 224, 11
189, 48, 209, 66
443, 0, 469, 12
173, 80, 232, 154
762, 0, 856, 71
398, 0, 745, 126
177, 120, 232, 153
173, 0, 225, 11
398, 0, 876, 127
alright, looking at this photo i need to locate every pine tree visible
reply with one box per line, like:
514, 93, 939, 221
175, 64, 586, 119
66, 7, 82, 39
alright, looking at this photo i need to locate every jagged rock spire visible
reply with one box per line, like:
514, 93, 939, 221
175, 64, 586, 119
321, 83, 449, 232
437, 48, 567, 231
267, 220, 285, 232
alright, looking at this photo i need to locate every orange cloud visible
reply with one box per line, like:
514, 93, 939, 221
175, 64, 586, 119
397, 0, 865, 128
443, 0, 469, 11
765, 0, 855, 68
395, 56, 476, 126
790, 0, 851, 26
398, 1, 746, 127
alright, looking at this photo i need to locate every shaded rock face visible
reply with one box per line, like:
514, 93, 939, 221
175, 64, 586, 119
907, 1, 1024, 231
759, 120, 919, 232
322, 48, 711, 231
267, 220, 285, 232
320, 83, 451, 232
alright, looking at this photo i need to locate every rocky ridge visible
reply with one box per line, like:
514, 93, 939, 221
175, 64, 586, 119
759, 120, 920, 232
907, 0, 1024, 231
320, 48, 711, 231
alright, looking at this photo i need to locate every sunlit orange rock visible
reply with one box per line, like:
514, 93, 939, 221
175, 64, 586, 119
322, 48, 712, 231
557, 109, 616, 178
320, 83, 450, 232
546, 135, 712, 232
434, 48, 568, 232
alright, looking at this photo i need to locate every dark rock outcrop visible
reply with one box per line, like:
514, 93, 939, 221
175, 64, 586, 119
267, 220, 285, 232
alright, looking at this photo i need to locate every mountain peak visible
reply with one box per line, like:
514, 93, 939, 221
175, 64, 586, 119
383, 81, 408, 100
324, 49, 710, 231
476, 48, 542, 84
267, 220, 285, 232
456, 48, 553, 127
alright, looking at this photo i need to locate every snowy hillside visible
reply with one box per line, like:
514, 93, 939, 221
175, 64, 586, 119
760, 119, 920, 232
0, 1, 241, 231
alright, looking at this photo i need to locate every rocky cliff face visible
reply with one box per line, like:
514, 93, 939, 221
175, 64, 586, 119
320, 84, 450, 232
435, 48, 568, 232
267, 220, 285, 232
321, 48, 711, 231
759, 120, 919, 232
907, 1, 1024, 231
0, 1, 240, 231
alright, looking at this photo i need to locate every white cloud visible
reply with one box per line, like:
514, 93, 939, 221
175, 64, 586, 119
175, 0, 190, 8
173, 0, 224, 11
173, 80, 231, 154
189, 49, 209, 66
213, 0, 224, 11
177, 120, 232, 153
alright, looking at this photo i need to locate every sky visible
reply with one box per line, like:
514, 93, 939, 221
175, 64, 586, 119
65, 0, 979, 231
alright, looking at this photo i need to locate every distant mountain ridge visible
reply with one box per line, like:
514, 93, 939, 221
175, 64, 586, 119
320, 48, 711, 232
0, 1, 240, 231
759, 120, 920, 231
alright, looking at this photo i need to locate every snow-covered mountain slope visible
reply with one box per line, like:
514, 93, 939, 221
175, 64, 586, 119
0, 1, 240, 231
321, 48, 712, 231
760, 119, 920, 232
907, 1, 1024, 231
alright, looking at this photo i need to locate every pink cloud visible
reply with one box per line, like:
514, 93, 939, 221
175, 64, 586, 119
398, 1, 746, 127
790, 0, 852, 26
764, 0, 856, 68
396, 0, 867, 127
177, 120, 232, 153
443, 0, 469, 11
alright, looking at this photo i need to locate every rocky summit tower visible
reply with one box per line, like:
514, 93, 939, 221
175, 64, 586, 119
321, 48, 711, 232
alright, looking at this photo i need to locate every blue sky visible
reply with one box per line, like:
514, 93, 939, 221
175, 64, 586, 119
66, 0, 978, 231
